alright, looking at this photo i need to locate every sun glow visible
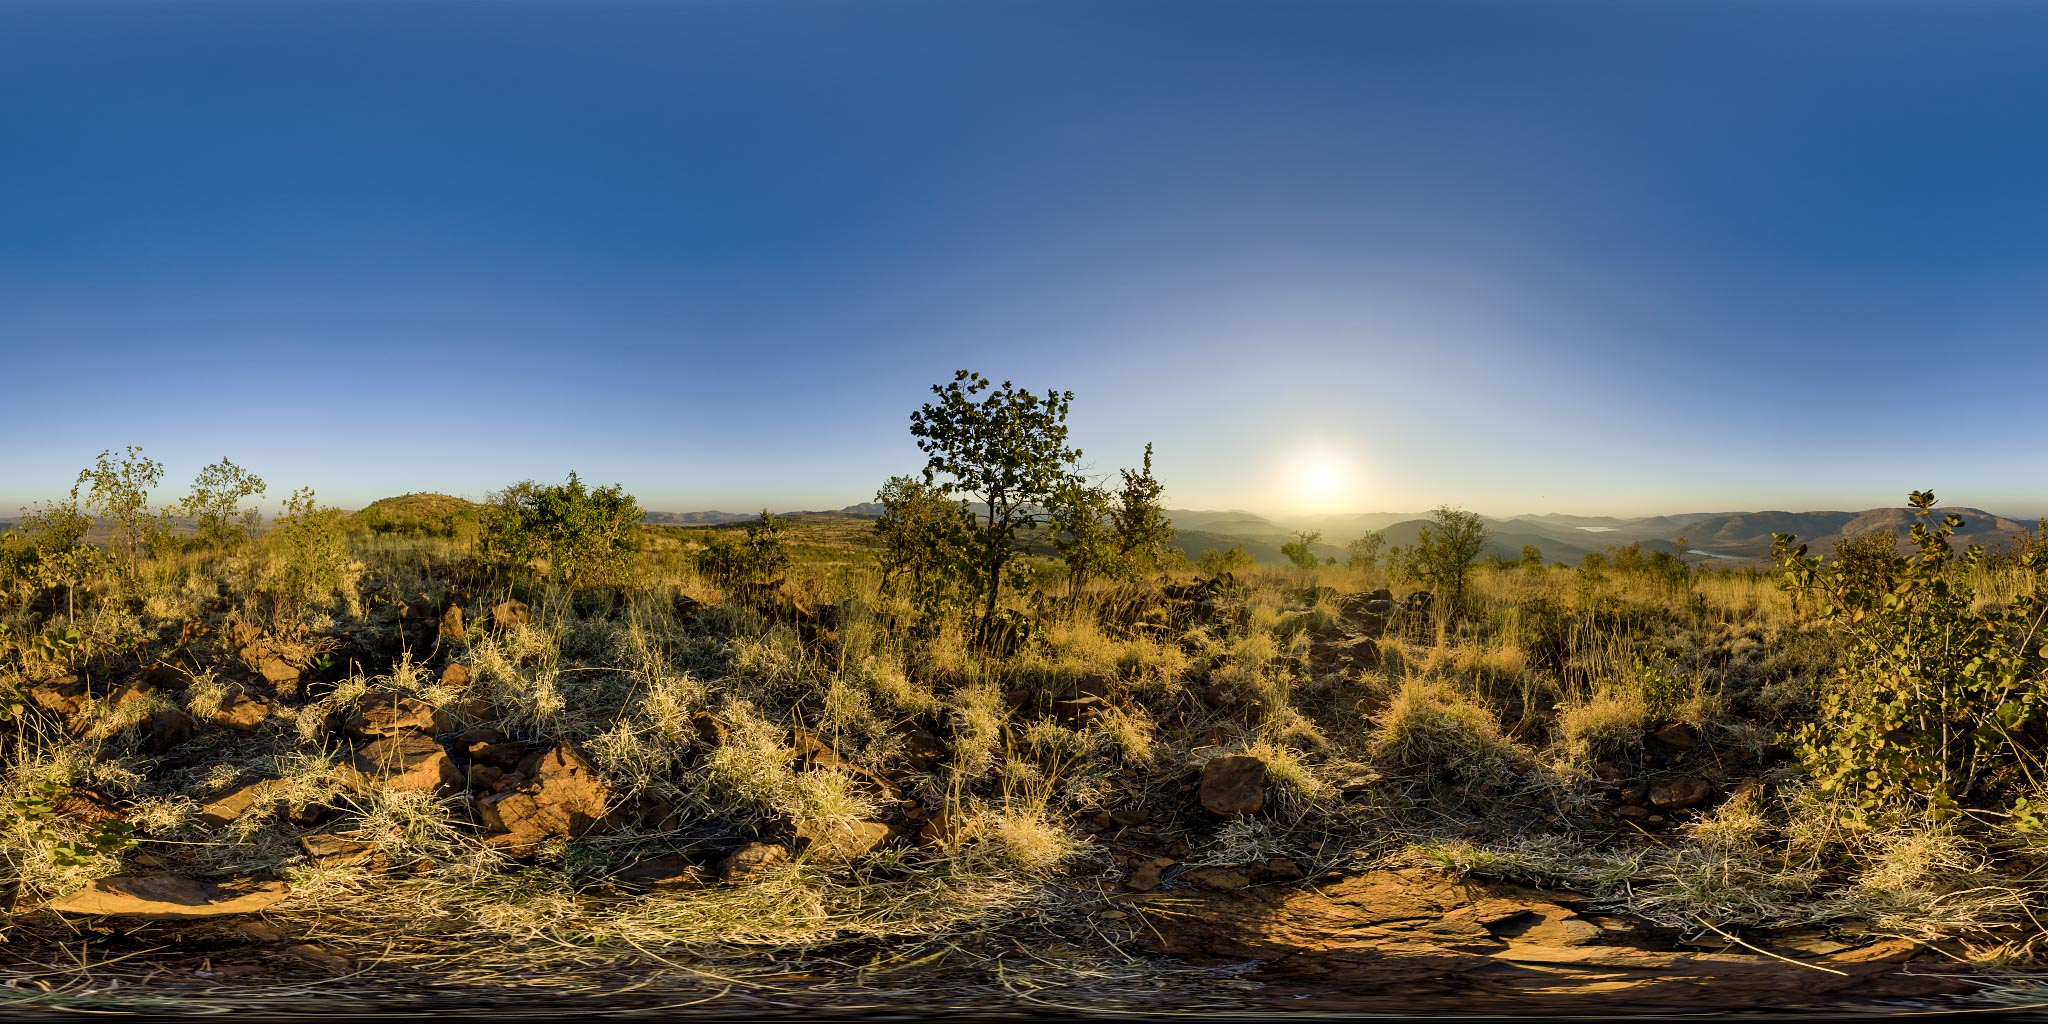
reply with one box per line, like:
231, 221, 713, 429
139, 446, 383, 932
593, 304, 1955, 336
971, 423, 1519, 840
1288, 450, 1355, 513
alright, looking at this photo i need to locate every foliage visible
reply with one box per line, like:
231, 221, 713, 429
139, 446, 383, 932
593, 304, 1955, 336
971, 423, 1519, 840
1345, 530, 1386, 571
1520, 545, 1544, 569
2, 492, 96, 592
1773, 490, 2048, 820
270, 487, 355, 621
908, 370, 1080, 645
480, 472, 644, 588
1389, 505, 1489, 606
182, 457, 267, 548
1197, 544, 1255, 575
1280, 530, 1322, 579
1046, 476, 1118, 595
76, 445, 170, 575
1110, 443, 1175, 574
873, 476, 974, 616
696, 510, 794, 589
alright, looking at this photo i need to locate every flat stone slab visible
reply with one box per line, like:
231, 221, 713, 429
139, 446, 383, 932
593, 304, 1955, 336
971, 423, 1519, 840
46, 875, 289, 919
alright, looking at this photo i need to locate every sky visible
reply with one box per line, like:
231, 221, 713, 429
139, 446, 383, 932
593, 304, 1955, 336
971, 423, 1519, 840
4, 0, 2047, 520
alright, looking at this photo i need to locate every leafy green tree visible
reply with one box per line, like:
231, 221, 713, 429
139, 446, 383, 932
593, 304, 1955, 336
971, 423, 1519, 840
1394, 505, 1489, 606
182, 458, 267, 549
1345, 531, 1386, 571
874, 475, 973, 613
1520, 545, 1544, 570
1280, 529, 1322, 584
76, 446, 169, 575
1774, 490, 2048, 820
1047, 476, 1118, 595
479, 472, 644, 588
909, 370, 1080, 645
696, 510, 793, 589
1111, 443, 1175, 576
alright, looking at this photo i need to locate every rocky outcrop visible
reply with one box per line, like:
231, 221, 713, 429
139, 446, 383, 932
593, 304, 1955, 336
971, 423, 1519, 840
474, 742, 619, 851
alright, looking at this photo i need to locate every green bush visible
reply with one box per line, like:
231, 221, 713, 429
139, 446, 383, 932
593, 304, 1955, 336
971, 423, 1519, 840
1774, 490, 2048, 820
695, 510, 792, 589
479, 473, 643, 588
270, 487, 355, 621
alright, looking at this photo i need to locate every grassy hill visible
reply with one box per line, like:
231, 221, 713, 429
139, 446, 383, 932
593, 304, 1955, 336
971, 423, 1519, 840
348, 493, 482, 538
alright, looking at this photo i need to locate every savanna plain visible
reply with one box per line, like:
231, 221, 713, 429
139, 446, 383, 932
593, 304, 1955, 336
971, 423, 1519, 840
5, 376, 2048, 1018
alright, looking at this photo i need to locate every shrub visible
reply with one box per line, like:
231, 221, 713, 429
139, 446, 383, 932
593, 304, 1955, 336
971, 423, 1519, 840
1111, 443, 1175, 574
1388, 505, 1489, 607
1198, 544, 1255, 575
1773, 490, 2048, 820
1370, 676, 1523, 786
1346, 531, 1386, 571
873, 476, 972, 615
695, 510, 792, 589
76, 445, 170, 576
479, 472, 643, 588
269, 487, 355, 622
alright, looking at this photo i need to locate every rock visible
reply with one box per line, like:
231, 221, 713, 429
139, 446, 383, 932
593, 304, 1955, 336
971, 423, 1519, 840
1261, 857, 1306, 883
1613, 804, 1651, 822
47, 875, 289, 919
717, 842, 788, 881
1363, 598, 1398, 618
1619, 783, 1650, 806
894, 723, 947, 770
475, 742, 618, 851
1053, 674, 1110, 724
440, 663, 472, 688
339, 733, 462, 794
1647, 723, 1700, 752
796, 819, 893, 864
252, 655, 301, 687
27, 676, 88, 716
1199, 755, 1268, 816
672, 593, 706, 620
467, 764, 505, 791
492, 599, 532, 629
613, 853, 707, 889
1485, 907, 1604, 947
299, 833, 384, 869
1183, 866, 1253, 891
1110, 808, 1151, 827
198, 779, 283, 827
1648, 776, 1715, 810
208, 691, 275, 730
343, 691, 449, 739
454, 727, 508, 748
438, 605, 465, 638
286, 943, 353, 973
109, 679, 159, 708
1125, 862, 1164, 891
468, 739, 546, 769
691, 710, 726, 747
54, 789, 125, 827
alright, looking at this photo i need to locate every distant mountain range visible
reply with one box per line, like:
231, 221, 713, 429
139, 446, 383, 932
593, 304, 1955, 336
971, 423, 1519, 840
629, 502, 2039, 567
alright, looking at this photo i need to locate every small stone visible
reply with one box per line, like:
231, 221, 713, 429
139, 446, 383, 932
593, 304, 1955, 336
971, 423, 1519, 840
198, 779, 282, 828
1110, 808, 1150, 827
1647, 723, 1700, 751
717, 842, 788, 881
1619, 783, 1650, 806
1614, 804, 1652, 821
339, 733, 462, 794
491, 599, 532, 629
343, 692, 449, 739
1125, 862, 1164, 891
1199, 755, 1267, 816
208, 691, 275, 730
299, 833, 384, 869
440, 663, 473, 688
1648, 776, 1715, 810
1182, 866, 1253, 891
286, 943, 352, 972
143, 709, 197, 753
438, 605, 466, 639
1262, 857, 1306, 882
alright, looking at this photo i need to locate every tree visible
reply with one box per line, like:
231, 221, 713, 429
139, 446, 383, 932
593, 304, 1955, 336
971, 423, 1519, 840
1520, 545, 1544, 570
1395, 505, 1489, 606
479, 472, 644, 588
270, 487, 353, 623
909, 370, 1080, 645
77, 446, 169, 575
1047, 476, 1118, 595
1111, 443, 1175, 575
1280, 529, 1323, 584
1345, 531, 1386, 571
873, 475, 973, 613
182, 458, 267, 549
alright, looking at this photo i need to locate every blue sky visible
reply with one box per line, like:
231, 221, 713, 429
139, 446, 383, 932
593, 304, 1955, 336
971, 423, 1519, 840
4, 1, 2046, 518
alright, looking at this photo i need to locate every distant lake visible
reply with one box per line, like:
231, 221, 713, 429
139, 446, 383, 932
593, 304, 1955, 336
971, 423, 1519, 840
1576, 527, 1616, 533
1687, 549, 1741, 559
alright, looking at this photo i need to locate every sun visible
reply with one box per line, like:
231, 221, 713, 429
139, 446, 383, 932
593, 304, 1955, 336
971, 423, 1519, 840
1292, 454, 1348, 510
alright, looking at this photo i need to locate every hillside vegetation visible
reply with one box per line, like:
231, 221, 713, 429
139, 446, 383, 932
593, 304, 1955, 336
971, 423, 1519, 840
3, 393, 2047, 1013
